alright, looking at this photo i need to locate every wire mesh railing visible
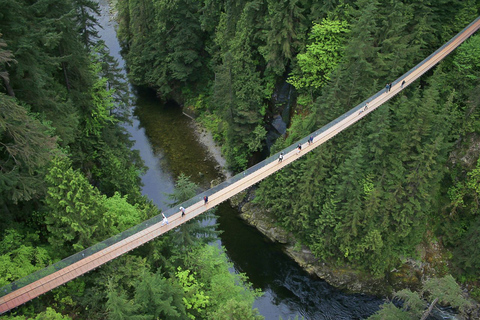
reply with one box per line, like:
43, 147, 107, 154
1, 15, 479, 301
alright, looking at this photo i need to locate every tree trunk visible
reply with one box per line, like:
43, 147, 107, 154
3, 77, 15, 97
61, 61, 71, 92
420, 297, 438, 320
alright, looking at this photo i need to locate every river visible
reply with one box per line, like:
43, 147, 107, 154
96, 1, 384, 319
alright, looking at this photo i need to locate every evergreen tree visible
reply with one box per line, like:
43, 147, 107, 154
0, 93, 56, 221
44, 157, 143, 254
368, 275, 471, 319
72, 0, 101, 48
133, 271, 187, 320
44, 156, 105, 253
166, 174, 219, 251
259, 0, 306, 76
0, 229, 52, 287
288, 18, 350, 95
0, 33, 16, 96
183, 245, 263, 319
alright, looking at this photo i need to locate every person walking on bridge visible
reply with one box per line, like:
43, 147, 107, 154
359, 102, 368, 115
278, 152, 284, 163
204, 196, 208, 205
161, 213, 169, 226
297, 144, 302, 154
179, 206, 185, 217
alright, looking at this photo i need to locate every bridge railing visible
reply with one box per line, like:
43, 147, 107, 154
2, 15, 479, 301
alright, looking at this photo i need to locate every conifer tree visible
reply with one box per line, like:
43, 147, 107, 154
0, 93, 56, 218
0, 33, 16, 96
288, 18, 349, 95
260, 0, 306, 75
166, 174, 219, 251
72, 0, 101, 48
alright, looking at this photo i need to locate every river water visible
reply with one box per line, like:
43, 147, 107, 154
96, 1, 384, 318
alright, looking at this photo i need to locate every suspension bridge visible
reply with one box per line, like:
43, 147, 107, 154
1, 15, 480, 315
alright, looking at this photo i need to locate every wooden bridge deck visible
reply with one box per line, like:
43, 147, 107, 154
1, 15, 480, 315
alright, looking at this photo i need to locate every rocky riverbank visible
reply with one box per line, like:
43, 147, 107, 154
231, 191, 388, 296
185, 112, 232, 180
229, 189, 459, 298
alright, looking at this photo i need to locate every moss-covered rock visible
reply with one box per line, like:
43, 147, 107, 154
230, 190, 248, 208
239, 201, 292, 244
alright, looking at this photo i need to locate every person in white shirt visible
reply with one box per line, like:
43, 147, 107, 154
161, 212, 169, 226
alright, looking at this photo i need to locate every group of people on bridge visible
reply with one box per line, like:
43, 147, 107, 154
163, 76, 405, 229
160, 197, 207, 227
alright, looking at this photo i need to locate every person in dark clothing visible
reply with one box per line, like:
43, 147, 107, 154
204, 196, 208, 205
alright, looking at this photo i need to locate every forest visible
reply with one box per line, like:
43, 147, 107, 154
2, 0, 480, 318
114, 0, 480, 318
0, 0, 261, 319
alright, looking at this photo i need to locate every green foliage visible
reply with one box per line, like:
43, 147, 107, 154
210, 299, 264, 320
44, 156, 104, 253
183, 245, 263, 319
0, 32, 16, 96
34, 308, 72, 320
166, 174, 219, 251
4, 0, 480, 317
92, 41, 131, 121
0, 94, 57, 208
288, 18, 349, 92
453, 34, 480, 81
368, 275, 471, 319
104, 244, 261, 320
212, 2, 268, 170
167, 173, 199, 204
0, 230, 52, 287
394, 289, 426, 315
1, 307, 73, 320
84, 58, 116, 137
106, 287, 141, 320
72, 0, 101, 48
197, 111, 226, 143
256, 2, 475, 276
118, 0, 209, 97
45, 156, 143, 254
102, 192, 144, 234
423, 275, 471, 311
134, 271, 187, 320
245, 124, 267, 153
259, 0, 306, 75
448, 158, 480, 216
176, 267, 210, 319
107, 270, 187, 320
367, 302, 412, 320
